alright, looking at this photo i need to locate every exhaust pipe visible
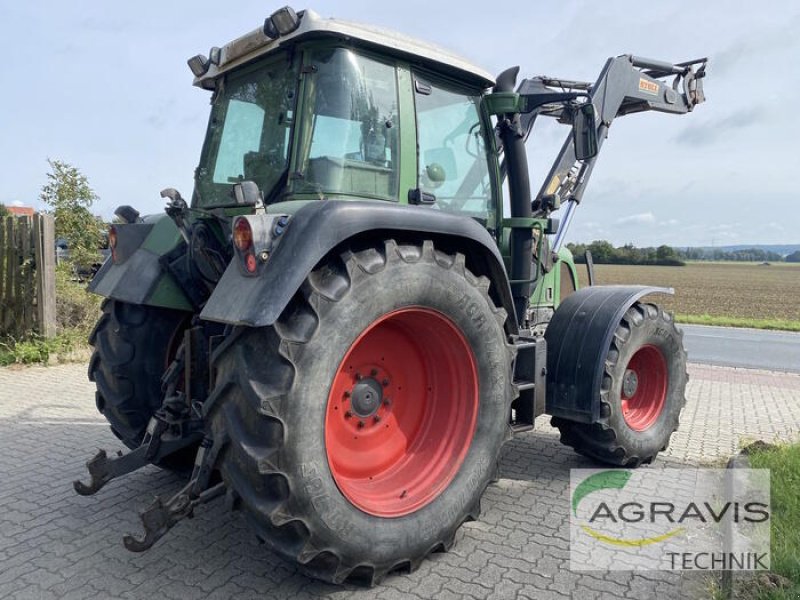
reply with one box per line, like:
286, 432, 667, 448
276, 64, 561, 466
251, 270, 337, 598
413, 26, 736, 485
495, 66, 533, 325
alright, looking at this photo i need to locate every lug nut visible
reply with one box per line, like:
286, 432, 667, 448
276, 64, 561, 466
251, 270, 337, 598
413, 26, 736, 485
370, 369, 378, 377
373, 415, 381, 423
344, 390, 351, 398
381, 379, 389, 387
344, 411, 352, 419
355, 372, 362, 381
383, 398, 391, 407
357, 420, 365, 429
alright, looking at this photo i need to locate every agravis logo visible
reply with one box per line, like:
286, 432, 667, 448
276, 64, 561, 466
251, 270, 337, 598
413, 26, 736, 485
569, 468, 771, 571
572, 470, 685, 547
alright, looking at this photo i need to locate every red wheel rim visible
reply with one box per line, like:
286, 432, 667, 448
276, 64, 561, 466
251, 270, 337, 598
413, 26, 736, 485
325, 307, 479, 517
620, 344, 667, 431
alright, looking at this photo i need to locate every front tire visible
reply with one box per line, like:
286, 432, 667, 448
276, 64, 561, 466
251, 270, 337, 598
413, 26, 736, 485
551, 302, 688, 466
206, 240, 514, 584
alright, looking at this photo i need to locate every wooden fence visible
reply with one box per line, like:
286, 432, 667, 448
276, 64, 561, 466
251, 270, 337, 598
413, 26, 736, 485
0, 214, 56, 339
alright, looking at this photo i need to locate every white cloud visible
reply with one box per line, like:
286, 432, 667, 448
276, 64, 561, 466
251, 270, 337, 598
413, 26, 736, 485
616, 212, 656, 226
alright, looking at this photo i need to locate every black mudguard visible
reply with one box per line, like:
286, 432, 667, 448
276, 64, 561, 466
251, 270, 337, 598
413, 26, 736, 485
88, 219, 194, 312
544, 285, 673, 423
200, 200, 517, 332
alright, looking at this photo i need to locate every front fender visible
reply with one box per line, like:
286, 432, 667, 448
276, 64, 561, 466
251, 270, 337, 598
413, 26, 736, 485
200, 200, 517, 332
544, 285, 673, 423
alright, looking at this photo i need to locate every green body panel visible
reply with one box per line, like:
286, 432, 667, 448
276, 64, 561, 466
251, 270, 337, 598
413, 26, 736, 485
146, 273, 193, 311
141, 214, 184, 254
529, 247, 580, 311
396, 65, 417, 204
135, 215, 193, 310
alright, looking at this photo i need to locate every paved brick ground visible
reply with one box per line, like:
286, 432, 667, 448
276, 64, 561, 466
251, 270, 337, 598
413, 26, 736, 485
1, 363, 798, 599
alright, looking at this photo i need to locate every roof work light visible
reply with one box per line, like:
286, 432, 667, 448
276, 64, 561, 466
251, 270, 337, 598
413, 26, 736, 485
264, 6, 301, 39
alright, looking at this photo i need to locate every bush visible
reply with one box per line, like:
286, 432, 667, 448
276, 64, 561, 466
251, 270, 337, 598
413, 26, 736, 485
55, 264, 102, 334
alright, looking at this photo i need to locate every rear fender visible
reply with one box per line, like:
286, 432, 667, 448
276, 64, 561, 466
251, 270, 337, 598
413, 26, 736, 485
88, 215, 193, 311
200, 200, 518, 334
544, 285, 673, 423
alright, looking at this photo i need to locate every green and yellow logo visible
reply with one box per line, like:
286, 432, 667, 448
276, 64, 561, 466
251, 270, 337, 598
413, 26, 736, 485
572, 470, 685, 547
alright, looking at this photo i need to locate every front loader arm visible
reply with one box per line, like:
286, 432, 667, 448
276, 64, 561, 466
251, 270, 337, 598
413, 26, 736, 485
508, 55, 706, 249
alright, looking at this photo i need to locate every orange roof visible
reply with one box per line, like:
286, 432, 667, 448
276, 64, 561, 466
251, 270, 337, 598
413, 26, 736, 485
6, 206, 35, 217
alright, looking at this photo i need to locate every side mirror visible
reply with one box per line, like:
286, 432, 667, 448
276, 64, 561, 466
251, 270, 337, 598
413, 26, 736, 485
573, 103, 598, 161
231, 181, 262, 207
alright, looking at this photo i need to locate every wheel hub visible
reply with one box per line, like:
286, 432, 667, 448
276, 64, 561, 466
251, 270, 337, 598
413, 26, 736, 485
620, 345, 668, 432
622, 369, 639, 398
349, 377, 383, 418
325, 307, 479, 517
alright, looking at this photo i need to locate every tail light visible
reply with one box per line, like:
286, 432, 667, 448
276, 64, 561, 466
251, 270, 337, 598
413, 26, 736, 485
231, 214, 289, 276
233, 217, 257, 273
233, 217, 253, 252
108, 225, 118, 262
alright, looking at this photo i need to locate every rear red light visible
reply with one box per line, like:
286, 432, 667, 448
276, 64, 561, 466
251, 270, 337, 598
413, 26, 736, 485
108, 225, 118, 262
233, 218, 253, 252
245, 253, 257, 273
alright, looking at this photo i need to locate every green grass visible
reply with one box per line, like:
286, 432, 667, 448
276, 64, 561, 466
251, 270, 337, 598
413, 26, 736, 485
0, 328, 90, 366
746, 443, 800, 599
676, 314, 800, 332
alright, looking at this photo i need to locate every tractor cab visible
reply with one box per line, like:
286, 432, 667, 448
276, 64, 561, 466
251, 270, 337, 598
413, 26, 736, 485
190, 8, 500, 227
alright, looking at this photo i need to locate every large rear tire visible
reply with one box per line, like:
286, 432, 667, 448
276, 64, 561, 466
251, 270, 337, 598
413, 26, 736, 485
206, 240, 514, 584
551, 302, 688, 466
88, 299, 190, 451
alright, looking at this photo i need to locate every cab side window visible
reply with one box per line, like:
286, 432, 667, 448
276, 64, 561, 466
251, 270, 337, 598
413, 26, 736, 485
415, 79, 493, 221
296, 48, 400, 200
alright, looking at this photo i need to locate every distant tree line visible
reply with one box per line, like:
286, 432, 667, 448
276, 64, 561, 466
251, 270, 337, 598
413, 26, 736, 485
679, 247, 785, 262
567, 241, 686, 266
567, 241, 794, 265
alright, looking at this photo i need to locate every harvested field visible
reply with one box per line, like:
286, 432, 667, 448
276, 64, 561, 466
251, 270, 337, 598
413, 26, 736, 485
574, 262, 800, 322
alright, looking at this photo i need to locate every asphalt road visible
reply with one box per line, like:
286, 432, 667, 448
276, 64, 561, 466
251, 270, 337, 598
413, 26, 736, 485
681, 324, 800, 373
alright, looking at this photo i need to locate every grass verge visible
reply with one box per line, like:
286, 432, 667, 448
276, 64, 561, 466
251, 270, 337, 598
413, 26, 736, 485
0, 329, 90, 366
746, 443, 800, 599
676, 314, 800, 332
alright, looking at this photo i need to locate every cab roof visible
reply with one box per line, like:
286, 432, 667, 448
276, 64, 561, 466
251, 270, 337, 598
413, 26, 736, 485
193, 8, 495, 90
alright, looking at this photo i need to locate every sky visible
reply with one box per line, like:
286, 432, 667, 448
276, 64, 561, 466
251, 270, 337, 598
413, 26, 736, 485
1, 0, 798, 247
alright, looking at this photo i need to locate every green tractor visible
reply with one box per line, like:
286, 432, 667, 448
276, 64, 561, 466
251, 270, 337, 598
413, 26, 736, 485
76, 7, 706, 585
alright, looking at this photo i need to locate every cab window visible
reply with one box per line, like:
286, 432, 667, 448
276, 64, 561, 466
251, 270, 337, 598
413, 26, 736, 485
414, 78, 493, 222
293, 48, 400, 200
